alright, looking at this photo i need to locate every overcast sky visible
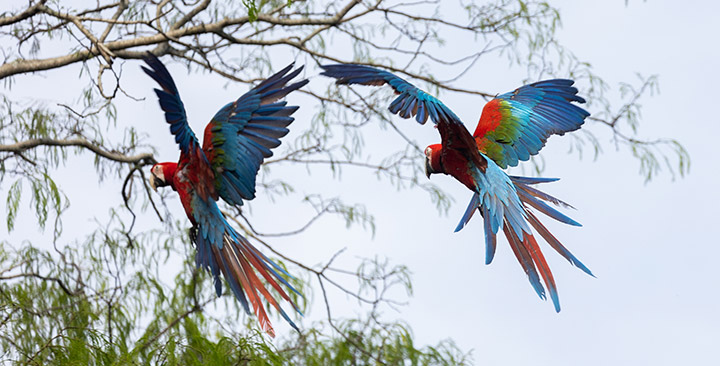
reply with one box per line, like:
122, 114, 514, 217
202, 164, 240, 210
390, 2, 720, 364
2, 1, 719, 365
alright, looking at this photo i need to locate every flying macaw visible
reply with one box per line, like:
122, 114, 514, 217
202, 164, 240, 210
142, 53, 308, 336
321, 64, 593, 312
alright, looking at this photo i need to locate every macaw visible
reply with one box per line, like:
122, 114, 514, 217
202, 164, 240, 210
142, 53, 308, 336
321, 64, 593, 312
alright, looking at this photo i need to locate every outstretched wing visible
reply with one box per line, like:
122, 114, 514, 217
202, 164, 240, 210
474, 79, 590, 168
320, 63, 486, 171
203, 64, 309, 206
141, 53, 201, 158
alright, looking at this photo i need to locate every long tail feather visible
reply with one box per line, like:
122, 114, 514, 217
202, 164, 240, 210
508, 176, 560, 185
515, 184, 581, 226
481, 205, 497, 265
238, 238, 303, 315
522, 233, 561, 312
194, 222, 300, 337
465, 170, 592, 312
526, 211, 594, 277
455, 192, 481, 232
512, 177, 576, 209
503, 224, 545, 301
222, 243, 274, 336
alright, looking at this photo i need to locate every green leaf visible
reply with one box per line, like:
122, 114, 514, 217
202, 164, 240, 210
6, 179, 22, 231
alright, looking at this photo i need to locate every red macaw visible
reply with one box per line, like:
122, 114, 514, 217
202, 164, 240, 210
321, 64, 593, 311
142, 53, 307, 336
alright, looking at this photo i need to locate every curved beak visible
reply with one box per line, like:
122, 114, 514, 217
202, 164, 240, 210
149, 174, 159, 192
425, 158, 432, 179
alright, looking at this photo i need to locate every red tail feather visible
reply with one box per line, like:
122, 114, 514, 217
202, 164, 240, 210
213, 244, 275, 337
240, 241, 297, 316
229, 245, 275, 337
241, 241, 297, 307
522, 233, 559, 311
503, 224, 545, 300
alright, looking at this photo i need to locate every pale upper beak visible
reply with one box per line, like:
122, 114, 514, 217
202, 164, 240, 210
149, 174, 158, 192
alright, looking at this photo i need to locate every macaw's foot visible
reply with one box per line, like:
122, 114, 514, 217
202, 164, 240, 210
189, 226, 198, 245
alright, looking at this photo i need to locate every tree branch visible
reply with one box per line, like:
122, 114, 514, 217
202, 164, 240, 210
0, 0, 48, 27
0, 0, 363, 79
0, 137, 155, 165
0, 272, 76, 296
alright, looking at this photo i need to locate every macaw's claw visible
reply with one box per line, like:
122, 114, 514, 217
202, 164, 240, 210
189, 226, 198, 244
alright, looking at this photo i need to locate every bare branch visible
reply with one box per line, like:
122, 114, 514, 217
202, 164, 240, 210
0, 137, 155, 165
169, 0, 210, 31
98, 0, 129, 43
0, 0, 363, 79
0, 0, 48, 27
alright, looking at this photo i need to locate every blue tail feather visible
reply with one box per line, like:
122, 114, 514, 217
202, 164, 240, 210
516, 187, 581, 227
455, 192, 480, 232
482, 205, 497, 265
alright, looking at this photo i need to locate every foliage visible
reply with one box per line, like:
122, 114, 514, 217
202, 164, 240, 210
0, 220, 466, 364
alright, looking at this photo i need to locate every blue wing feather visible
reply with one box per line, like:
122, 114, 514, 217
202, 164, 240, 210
321, 64, 486, 168
204, 64, 309, 206
322, 63, 592, 313
145, 54, 304, 334
141, 53, 200, 157
320, 64, 463, 127
478, 79, 590, 168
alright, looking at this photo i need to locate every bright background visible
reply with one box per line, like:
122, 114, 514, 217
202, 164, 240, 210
2, 1, 718, 365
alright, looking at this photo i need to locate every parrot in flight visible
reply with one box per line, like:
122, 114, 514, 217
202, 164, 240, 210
321, 64, 593, 312
142, 53, 308, 336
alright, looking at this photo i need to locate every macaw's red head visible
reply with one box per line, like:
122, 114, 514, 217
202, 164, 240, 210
424, 143, 443, 178
149, 162, 177, 192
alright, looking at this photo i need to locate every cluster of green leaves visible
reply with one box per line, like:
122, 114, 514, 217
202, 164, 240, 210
1, 98, 70, 237
0, 84, 151, 236
243, 0, 295, 21
0, 213, 469, 364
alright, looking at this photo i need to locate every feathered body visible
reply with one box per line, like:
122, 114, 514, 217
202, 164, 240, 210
321, 64, 593, 311
143, 53, 308, 336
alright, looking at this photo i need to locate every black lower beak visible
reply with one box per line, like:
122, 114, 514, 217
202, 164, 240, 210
425, 159, 432, 179
149, 173, 162, 192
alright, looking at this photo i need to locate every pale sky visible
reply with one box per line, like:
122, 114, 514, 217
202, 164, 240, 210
2, 1, 718, 365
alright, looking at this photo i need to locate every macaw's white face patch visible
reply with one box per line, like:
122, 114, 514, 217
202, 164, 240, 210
149, 164, 166, 192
